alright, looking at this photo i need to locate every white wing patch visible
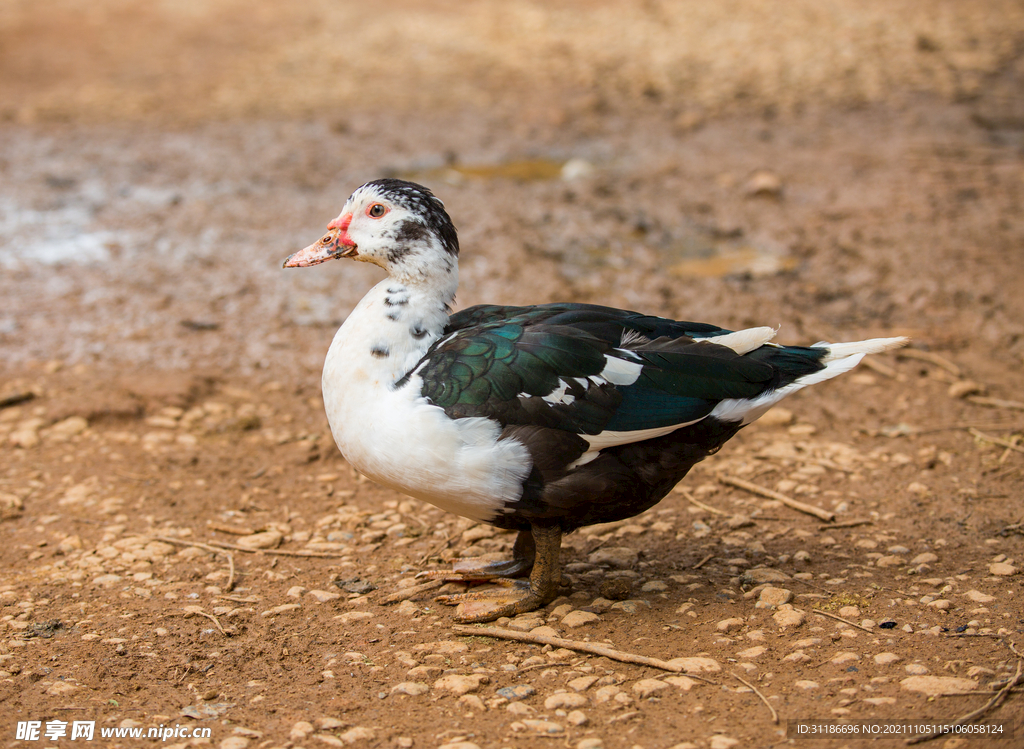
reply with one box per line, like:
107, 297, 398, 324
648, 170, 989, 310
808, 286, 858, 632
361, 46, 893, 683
537, 354, 641, 405
540, 379, 576, 406
702, 326, 777, 354
598, 353, 644, 386
580, 420, 704, 452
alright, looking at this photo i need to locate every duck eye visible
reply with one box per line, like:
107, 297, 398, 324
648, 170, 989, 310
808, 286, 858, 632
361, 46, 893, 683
367, 203, 388, 218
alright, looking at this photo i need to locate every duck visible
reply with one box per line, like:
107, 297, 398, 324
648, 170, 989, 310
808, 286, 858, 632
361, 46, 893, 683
283, 178, 907, 622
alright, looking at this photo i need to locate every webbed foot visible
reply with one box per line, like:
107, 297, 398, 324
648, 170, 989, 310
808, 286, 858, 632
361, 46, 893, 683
431, 525, 563, 623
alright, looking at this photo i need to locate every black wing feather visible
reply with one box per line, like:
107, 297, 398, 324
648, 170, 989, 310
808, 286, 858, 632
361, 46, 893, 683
412, 303, 784, 438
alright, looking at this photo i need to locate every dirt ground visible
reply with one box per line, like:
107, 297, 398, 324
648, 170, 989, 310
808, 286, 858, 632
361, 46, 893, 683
2, 2, 1024, 748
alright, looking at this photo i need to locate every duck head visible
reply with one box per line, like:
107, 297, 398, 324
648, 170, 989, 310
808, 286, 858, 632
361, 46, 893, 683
283, 179, 459, 284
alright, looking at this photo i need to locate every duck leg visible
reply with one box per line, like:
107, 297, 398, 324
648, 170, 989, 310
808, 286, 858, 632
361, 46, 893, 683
436, 524, 563, 623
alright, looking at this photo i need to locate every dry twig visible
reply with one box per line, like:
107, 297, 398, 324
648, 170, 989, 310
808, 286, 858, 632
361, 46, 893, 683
680, 488, 730, 516
206, 540, 349, 558
859, 357, 898, 378
731, 672, 778, 724
718, 475, 835, 522
969, 428, 1024, 455
207, 522, 257, 536
811, 608, 873, 633
823, 518, 874, 530
196, 611, 229, 636
154, 535, 235, 592
692, 554, 715, 570
417, 533, 452, 565
380, 578, 446, 604
897, 349, 961, 377
452, 625, 716, 683
966, 396, 1024, 411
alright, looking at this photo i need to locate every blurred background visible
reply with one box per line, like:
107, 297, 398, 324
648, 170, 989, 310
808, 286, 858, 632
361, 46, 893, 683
3, 0, 1022, 124
1, 0, 1023, 378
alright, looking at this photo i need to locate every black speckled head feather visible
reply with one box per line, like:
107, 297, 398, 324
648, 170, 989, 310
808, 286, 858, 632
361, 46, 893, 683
361, 179, 459, 257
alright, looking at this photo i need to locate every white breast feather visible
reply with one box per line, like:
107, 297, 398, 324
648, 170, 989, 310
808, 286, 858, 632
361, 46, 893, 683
320, 281, 532, 523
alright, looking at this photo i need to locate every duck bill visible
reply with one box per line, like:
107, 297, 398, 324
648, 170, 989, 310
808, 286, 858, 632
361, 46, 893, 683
282, 230, 358, 268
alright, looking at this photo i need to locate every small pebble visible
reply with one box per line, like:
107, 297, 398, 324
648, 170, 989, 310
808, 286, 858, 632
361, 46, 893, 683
600, 578, 633, 600
545, 692, 588, 709
648, 672, 693, 693
631, 678, 669, 698
458, 694, 486, 712
989, 563, 1017, 576
390, 681, 428, 696
520, 719, 564, 735
497, 684, 535, 701
338, 727, 375, 744
864, 697, 897, 706
717, 617, 744, 632
666, 656, 720, 673
756, 587, 792, 608
744, 170, 782, 197
309, 589, 342, 603
965, 590, 995, 603
568, 675, 599, 692
741, 567, 790, 584
529, 625, 560, 638
792, 637, 821, 648
875, 555, 902, 568
562, 610, 600, 628
235, 530, 283, 550
900, 676, 977, 696
433, 674, 488, 696
507, 616, 545, 632
948, 380, 984, 398
773, 604, 805, 628
566, 709, 588, 726
588, 547, 638, 569
592, 685, 623, 704
874, 653, 901, 665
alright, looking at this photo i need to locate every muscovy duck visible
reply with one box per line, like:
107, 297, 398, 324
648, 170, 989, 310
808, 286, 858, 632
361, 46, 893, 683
283, 178, 907, 622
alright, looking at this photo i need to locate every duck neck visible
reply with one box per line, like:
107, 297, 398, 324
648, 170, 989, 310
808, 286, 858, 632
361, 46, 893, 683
338, 263, 458, 386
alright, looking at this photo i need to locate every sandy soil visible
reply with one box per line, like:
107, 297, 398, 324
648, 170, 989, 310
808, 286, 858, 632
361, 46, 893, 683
1, 2, 1023, 748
